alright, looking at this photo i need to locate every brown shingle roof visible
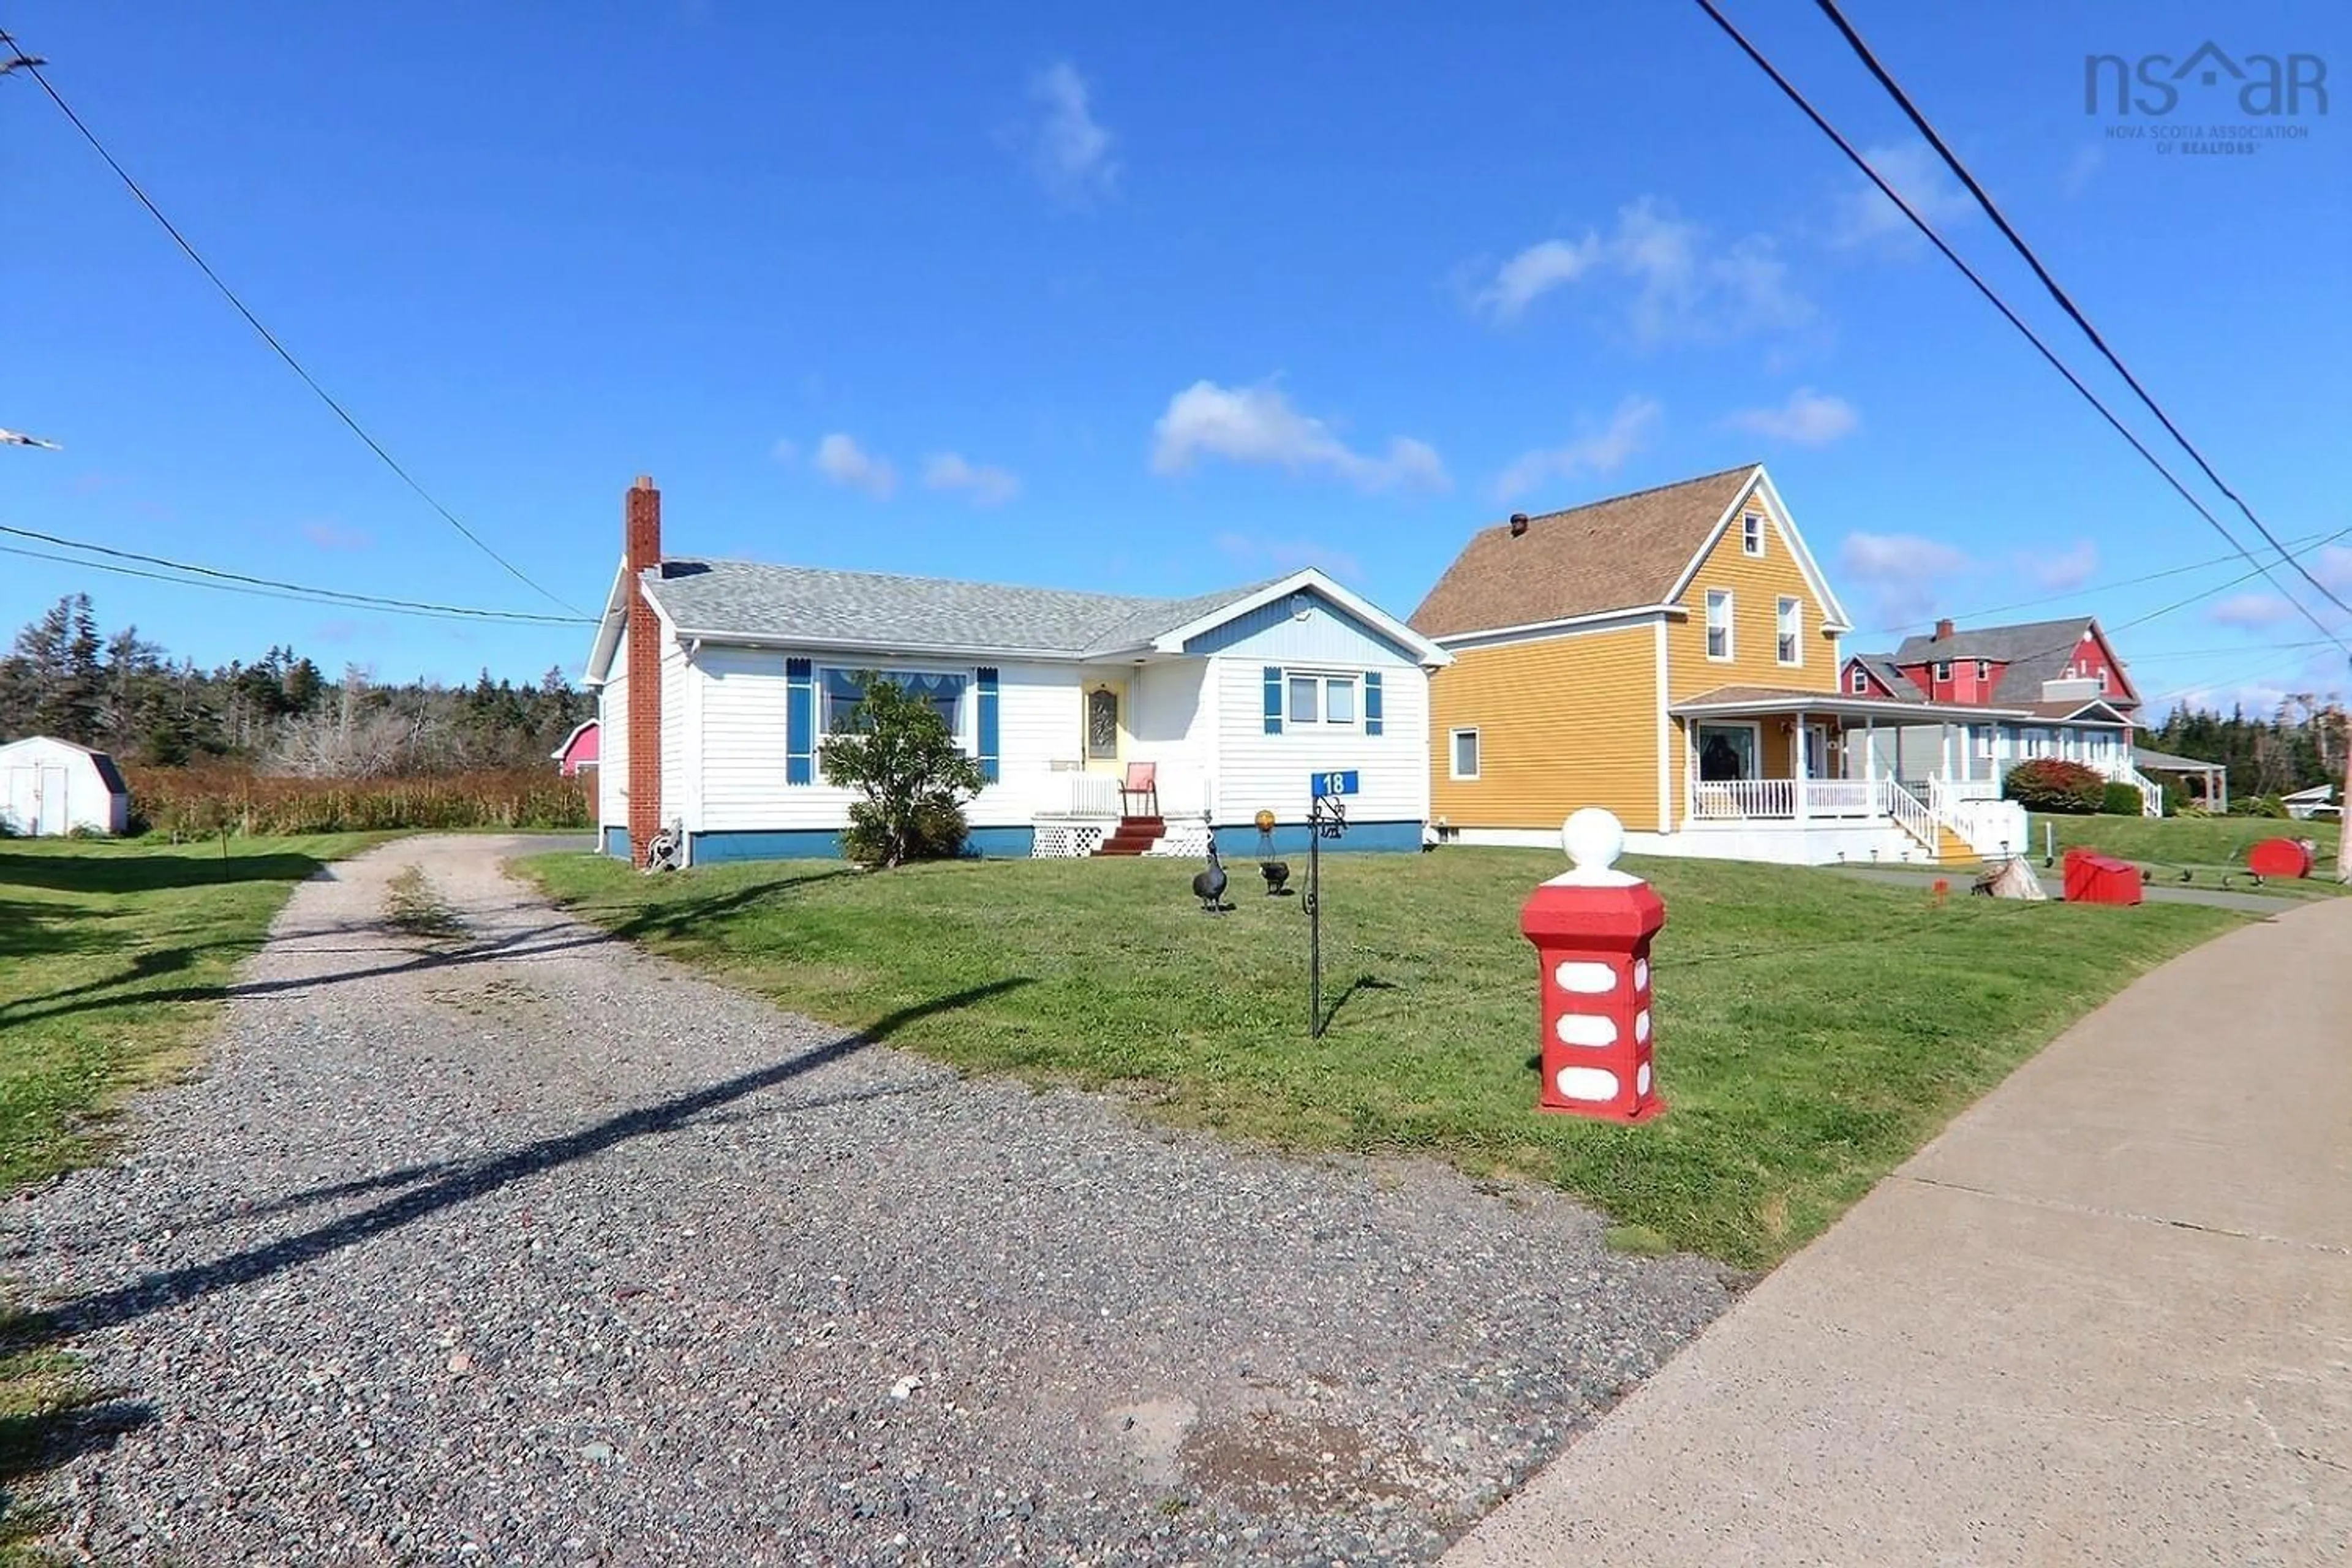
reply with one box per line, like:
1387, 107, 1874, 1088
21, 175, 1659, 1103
1409, 466, 1758, 639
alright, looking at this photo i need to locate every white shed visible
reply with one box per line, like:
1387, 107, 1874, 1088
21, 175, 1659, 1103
0, 736, 132, 837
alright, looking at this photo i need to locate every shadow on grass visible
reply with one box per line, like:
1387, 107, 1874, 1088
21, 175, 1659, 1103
1319, 973, 1396, 1031
0, 848, 336, 897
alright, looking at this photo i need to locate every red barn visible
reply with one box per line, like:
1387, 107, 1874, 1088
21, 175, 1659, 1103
551, 718, 600, 777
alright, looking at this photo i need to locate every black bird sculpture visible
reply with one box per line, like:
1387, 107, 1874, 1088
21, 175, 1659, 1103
1260, 860, 1291, 895
1192, 841, 1229, 914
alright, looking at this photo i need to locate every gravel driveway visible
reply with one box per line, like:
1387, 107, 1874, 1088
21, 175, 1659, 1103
7, 835, 1735, 1566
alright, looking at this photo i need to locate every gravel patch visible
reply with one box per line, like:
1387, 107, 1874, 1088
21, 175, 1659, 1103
5, 835, 1738, 1565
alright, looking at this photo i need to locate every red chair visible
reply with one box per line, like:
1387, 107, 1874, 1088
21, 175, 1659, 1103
1120, 761, 1159, 818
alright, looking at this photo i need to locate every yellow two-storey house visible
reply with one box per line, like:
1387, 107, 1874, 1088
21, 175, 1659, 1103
1413, 464, 1992, 865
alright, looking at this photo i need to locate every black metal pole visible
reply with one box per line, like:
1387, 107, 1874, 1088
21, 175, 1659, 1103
1308, 796, 1322, 1038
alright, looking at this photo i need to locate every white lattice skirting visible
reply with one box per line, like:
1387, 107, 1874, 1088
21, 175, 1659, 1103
1032, 821, 1109, 859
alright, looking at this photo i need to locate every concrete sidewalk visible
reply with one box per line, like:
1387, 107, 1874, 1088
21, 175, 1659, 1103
1447, 894, 2352, 1567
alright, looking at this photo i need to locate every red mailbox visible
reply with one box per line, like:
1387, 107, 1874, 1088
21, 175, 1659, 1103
2247, 837, 2315, 880
1519, 809, 1667, 1123
2062, 848, 2143, 906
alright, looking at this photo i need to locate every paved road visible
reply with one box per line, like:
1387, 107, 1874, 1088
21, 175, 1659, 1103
7, 836, 1733, 1566
1446, 889, 2352, 1566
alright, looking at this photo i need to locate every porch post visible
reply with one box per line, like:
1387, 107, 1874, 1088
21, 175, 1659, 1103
1794, 713, 1810, 824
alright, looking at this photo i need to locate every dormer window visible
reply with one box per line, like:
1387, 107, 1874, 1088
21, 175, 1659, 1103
1975, 660, 1991, 682
1933, 660, 1953, 682
1849, 667, 1869, 695
1741, 514, 1765, 557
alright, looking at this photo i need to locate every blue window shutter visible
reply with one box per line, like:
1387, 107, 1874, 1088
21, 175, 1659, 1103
786, 658, 814, 785
1363, 671, 1384, 736
976, 666, 1000, 783
1262, 666, 1283, 734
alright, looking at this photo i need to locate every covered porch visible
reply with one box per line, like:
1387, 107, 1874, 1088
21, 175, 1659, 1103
1670, 688, 2031, 861
1031, 665, 1216, 858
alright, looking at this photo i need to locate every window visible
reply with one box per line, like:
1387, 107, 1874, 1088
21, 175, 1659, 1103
821, 668, 966, 740
1975, 660, 1991, 682
1285, 671, 1359, 726
1975, 730, 1996, 760
1932, 660, 1953, 682
1450, 728, 1480, 780
1776, 596, 1801, 666
1741, 513, 1765, 557
2097, 668, 2110, 692
1705, 589, 1733, 660
1850, 666, 1869, 695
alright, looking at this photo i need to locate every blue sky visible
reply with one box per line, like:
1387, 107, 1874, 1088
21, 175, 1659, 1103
3, 1, 2346, 714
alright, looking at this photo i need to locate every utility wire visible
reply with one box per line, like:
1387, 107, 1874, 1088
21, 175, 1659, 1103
1, 537, 594, 627
1811, 0, 2352, 630
0, 28, 585, 616
1689, 0, 2351, 660
0, 523, 592, 623
1862, 525, 2350, 639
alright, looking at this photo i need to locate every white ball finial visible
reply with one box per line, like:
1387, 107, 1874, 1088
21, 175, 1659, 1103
1553, 807, 1642, 888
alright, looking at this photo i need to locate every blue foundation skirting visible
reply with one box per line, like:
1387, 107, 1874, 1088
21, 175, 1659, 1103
1211, 820, 1423, 855
685, 824, 1037, 864
600, 826, 629, 859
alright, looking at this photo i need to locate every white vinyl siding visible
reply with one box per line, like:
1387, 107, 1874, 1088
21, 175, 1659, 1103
1208, 655, 1430, 827
597, 630, 628, 829
697, 649, 1074, 831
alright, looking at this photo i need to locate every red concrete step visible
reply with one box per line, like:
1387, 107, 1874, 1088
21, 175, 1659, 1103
1096, 815, 1168, 857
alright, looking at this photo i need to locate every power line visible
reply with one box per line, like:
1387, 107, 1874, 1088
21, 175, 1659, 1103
1811, 0, 2352, 631
1688, 0, 2352, 662
0, 522, 590, 623
1862, 526, 2351, 639
0, 28, 584, 617
1, 534, 594, 626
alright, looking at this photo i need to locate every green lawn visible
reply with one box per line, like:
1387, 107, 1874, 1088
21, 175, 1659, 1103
1, 831, 382, 1555
522, 846, 2245, 1270
2030, 812, 2345, 897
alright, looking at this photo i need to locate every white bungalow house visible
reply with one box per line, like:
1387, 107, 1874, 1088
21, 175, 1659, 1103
582, 477, 1450, 865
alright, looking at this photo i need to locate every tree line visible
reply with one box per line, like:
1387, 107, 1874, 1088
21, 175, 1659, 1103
2144, 695, 2346, 801
0, 593, 591, 777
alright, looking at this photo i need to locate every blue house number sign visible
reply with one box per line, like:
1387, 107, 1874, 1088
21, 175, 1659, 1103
1310, 770, 1359, 797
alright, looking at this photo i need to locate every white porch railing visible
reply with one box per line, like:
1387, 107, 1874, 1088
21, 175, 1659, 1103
1037, 761, 1214, 821
1687, 777, 1907, 823
1882, 779, 1940, 855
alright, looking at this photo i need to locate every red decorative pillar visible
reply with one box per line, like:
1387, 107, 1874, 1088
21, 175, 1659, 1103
1518, 808, 1667, 1123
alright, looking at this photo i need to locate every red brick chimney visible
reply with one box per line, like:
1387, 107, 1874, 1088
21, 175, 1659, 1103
1934, 617, 1955, 641
625, 475, 662, 867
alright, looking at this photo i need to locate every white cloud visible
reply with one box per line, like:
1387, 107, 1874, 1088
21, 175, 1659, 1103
1212, 531, 1364, 583
922, 452, 1022, 507
2060, 143, 2105, 198
1150, 380, 1449, 494
1025, 61, 1116, 202
1840, 532, 1970, 624
2315, 544, 2352, 594
1831, 141, 1978, 249
1472, 238, 1604, 322
2209, 592, 2304, 630
1727, 387, 1858, 447
1494, 396, 1661, 503
812, 432, 897, 499
2022, 538, 2100, 591
1469, 198, 1809, 343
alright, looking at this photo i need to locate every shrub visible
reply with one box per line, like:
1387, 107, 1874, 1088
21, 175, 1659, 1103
819, 674, 987, 868
2003, 759, 2106, 815
2237, 793, 2288, 820
2100, 782, 2145, 816
123, 766, 593, 837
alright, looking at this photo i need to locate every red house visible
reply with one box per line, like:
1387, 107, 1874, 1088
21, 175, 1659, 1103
551, 718, 600, 777
1841, 616, 2162, 812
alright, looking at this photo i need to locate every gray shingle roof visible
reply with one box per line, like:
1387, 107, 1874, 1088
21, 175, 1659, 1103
1888, 616, 2135, 708
636, 559, 1284, 659
1844, 652, 1921, 701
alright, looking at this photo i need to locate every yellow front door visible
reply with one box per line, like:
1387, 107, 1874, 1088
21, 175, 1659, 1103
1083, 680, 1128, 774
